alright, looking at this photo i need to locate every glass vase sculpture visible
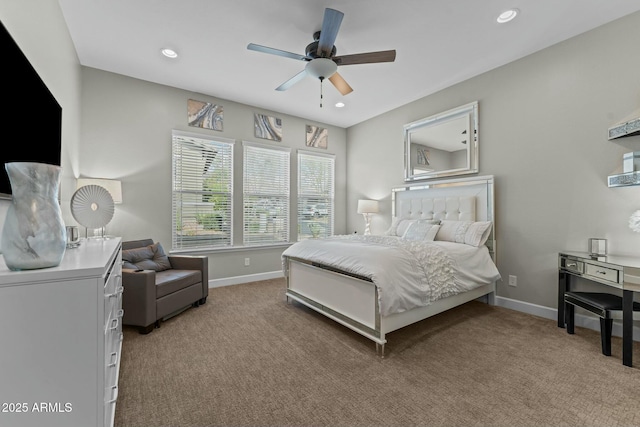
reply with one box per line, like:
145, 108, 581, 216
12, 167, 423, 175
1, 162, 66, 270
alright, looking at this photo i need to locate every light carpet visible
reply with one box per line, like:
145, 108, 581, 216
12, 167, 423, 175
115, 278, 640, 427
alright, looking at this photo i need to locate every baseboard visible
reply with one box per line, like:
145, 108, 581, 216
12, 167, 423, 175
208, 270, 284, 288
495, 295, 640, 341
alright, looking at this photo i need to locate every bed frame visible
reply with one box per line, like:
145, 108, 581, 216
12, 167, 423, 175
284, 175, 496, 357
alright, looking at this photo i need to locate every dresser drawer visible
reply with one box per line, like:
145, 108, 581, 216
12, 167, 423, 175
104, 285, 122, 325
560, 257, 583, 274
584, 263, 619, 284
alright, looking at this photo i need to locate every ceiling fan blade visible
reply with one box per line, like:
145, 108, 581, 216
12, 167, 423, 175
275, 69, 308, 91
333, 50, 396, 66
247, 43, 309, 62
328, 72, 353, 95
317, 8, 344, 57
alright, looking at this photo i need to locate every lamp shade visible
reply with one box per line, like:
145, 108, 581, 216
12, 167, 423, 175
357, 199, 379, 214
77, 178, 122, 204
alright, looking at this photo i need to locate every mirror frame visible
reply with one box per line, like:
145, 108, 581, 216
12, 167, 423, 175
404, 101, 479, 182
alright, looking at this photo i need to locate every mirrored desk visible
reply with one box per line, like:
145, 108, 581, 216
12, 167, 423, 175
558, 251, 640, 367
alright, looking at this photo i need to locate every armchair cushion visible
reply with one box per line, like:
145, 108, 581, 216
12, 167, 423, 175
122, 242, 171, 271
155, 270, 202, 298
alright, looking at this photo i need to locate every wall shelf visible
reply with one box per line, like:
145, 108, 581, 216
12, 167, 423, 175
608, 171, 640, 187
608, 118, 640, 140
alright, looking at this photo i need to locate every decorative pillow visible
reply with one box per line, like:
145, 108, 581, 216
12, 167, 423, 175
435, 220, 492, 247
385, 218, 440, 237
402, 221, 441, 241
396, 219, 416, 237
122, 242, 172, 271
463, 221, 493, 247
435, 220, 469, 243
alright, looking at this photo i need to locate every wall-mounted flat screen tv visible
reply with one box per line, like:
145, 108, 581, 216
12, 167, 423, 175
0, 20, 62, 200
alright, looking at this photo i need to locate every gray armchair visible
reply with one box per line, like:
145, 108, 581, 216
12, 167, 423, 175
121, 239, 208, 334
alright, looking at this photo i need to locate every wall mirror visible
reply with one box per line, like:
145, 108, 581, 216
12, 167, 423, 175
404, 101, 478, 182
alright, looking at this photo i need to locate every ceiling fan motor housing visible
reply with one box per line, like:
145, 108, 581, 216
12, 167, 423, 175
306, 33, 336, 59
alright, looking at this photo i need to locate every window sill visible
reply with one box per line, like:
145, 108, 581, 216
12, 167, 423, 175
169, 242, 293, 255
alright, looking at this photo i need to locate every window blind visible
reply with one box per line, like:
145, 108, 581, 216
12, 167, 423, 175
243, 141, 290, 245
297, 151, 335, 240
172, 131, 234, 250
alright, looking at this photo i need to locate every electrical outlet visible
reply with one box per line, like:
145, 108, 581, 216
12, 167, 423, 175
244, 258, 250, 266
508, 275, 517, 287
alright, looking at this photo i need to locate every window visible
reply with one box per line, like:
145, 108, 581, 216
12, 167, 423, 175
243, 141, 290, 245
172, 131, 234, 250
298, 151, 334, 240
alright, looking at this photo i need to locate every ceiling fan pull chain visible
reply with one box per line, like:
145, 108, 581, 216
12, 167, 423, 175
319, 76, 324, 108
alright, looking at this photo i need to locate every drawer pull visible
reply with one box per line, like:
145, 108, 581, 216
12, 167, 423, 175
566, 262, 577, 268
109, 318, 119, 331
108, 351, 118, 367
117, 309, 124, 319
107, 385, 118, 404
105, 286, 124, 299
595, 270, 607, 275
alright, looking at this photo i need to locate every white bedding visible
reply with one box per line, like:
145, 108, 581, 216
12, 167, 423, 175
282, 235, 501, 316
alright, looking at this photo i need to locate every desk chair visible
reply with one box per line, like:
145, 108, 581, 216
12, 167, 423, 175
564, 291, 640, 356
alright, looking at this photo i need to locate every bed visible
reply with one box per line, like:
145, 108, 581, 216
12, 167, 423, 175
281, 175, 500, 357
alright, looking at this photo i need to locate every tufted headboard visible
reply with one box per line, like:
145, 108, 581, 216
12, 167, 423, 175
395, 196, 476, 222
391, 175, 496, 257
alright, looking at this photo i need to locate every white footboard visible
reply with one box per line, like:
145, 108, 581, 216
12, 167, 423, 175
285, 257, 496, 356
285, 258, 385, 345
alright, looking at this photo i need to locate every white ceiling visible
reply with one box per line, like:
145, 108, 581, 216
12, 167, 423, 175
57, 0, 640, 128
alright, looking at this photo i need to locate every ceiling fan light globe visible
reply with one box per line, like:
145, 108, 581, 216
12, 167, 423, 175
306, 58, 337, 79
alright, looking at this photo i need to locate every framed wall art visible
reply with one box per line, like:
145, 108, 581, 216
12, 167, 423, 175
254, 113, 282, 141
188, 99, 223, 131
306, 125, 328, 149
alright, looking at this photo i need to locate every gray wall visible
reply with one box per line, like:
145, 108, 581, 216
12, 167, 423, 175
78, 68, 347, 281
347, 11, 640, 310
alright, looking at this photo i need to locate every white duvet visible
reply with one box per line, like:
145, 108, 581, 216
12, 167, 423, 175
282, 235, 501, 316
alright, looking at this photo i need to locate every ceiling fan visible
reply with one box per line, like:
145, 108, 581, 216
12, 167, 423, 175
247, 8, 396, 105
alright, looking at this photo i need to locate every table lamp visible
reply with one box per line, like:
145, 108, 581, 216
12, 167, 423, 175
357, 199, 379, 235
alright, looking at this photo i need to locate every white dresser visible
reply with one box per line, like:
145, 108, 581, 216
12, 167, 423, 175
0, 237, 123, 427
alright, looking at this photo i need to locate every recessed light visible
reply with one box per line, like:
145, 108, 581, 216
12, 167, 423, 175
161, 48, 178, 59
497, 8, 519, 24
335, 102, 345, 108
